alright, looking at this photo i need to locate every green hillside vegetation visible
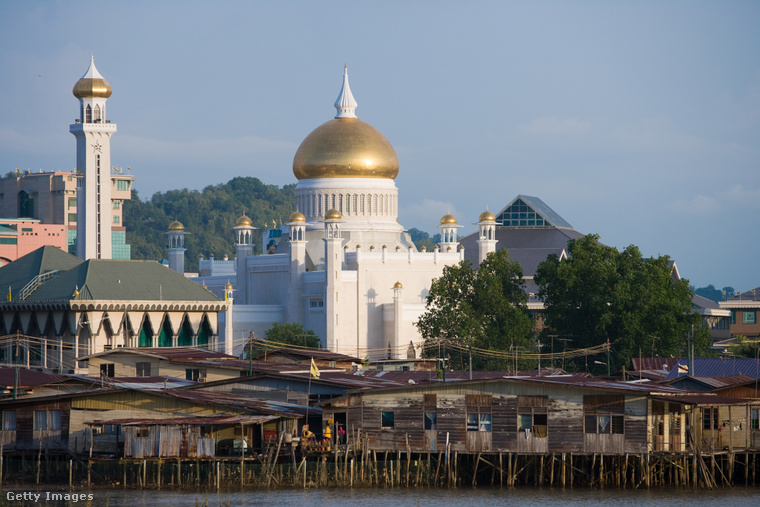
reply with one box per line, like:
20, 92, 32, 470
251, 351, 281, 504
124, 177, 296, 272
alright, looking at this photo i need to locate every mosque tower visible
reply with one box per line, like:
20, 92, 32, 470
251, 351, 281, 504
70, 57, 117, 260
165, 221, 188, 275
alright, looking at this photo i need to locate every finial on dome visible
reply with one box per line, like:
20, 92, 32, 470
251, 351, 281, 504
334, 64, 358, 119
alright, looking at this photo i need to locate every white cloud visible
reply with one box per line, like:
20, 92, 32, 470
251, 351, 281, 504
669, 195, 720, 216
520, 117, 590, 135
721, 185, 760, 209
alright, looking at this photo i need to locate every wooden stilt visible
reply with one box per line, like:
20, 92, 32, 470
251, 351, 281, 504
499, 453, 503, 487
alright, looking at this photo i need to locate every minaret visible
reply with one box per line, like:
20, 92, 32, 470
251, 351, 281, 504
224, 282, 234, 355
476, 210, 497, 266
437, 213, 462, 253
323, 208, 343, 352
392, 281, 404, 360
286, 211, 306, 324
233, 214, 255, 304
70, 57, 116, 260
165, 221, 188, 275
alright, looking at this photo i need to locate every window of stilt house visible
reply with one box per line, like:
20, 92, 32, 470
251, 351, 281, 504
517, 396, 548, 437
584, 395, 624, 434
424, 394, 437, 430
466, 394, 492, 432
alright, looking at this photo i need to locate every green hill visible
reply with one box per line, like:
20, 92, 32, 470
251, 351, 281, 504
124, 177, 296, 272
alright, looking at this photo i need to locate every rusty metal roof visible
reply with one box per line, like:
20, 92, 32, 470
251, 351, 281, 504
150, 389, 318, 418
631, 357, 681, 372
356, 369, 572, 383
650, 393, 756, 406
0, 367, 68, 389
79, 347, 236, 361
252, 347, 361, 363
86, 414, 277, 426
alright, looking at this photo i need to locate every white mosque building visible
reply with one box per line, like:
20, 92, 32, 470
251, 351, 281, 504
176, 67, 500, 359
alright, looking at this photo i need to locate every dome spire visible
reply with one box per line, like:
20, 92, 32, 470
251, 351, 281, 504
334, 63, 358, 119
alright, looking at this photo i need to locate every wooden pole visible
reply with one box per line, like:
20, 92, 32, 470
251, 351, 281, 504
499, 452, 503, 487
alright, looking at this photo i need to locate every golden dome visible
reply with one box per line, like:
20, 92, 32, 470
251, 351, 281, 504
288, 211, 306, 223
478, 210, 496, 222
225, 282, 233, 290
293, 118, 399, 180
168, 220, 184, 231
236, 215, 252, 227
72, 57, 112, 99
73, 78, 112, 99
324, 208, 342, 220
440, 213, 457, 225
393, 281, 403, 289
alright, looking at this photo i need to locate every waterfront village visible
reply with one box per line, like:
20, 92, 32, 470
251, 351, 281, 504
0, 58, 759, 490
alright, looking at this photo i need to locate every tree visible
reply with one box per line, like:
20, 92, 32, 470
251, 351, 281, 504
407, 228, 441, 252
416, 249, 534, 371
245, 322, 320, 359
535, 234, 707, 374
265, 322, 320, 348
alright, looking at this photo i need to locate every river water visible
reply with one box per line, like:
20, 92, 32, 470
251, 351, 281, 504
3, 486, 757, 506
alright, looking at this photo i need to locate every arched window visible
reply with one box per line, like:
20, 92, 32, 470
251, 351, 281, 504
94, 104, 101, 122
85, 105, 92, 123
138, 318, 154, 348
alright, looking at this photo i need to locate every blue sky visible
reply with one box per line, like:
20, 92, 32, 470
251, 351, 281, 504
1, 1, 758, 291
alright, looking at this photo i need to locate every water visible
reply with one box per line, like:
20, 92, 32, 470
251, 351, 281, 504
3, 487, 757, 506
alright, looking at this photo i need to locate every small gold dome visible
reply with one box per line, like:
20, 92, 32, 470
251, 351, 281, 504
393, 281, 403, 289
73, 77, 112, 99
236, 215, 252, 227
168, 220, 184, 231
478, 210, 496, 222
288, 211, 306, 223
225, 282, 233, 290
293, 119, 399, 180
440, 213, 457, 225
72, 58, 112, 99
324, 208, 342, 220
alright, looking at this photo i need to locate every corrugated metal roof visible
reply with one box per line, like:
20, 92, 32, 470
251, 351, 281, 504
650, 394, 754, 406
253, 347, 361, 363
153, 389, 317, 418
357, 369, 570, 383
692, 294, 722, 310
81, 347, 236, 361
631, 358, 680, 372
669, 374, 757, 389
0, 367, 68, 389
664, 358, 760, 381
87, 414, 277, 426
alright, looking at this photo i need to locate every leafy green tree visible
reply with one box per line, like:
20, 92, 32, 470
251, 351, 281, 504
245, 322, 320, 359
416, 249, 534, 370
535, 234, 707, 374
407, 228, 441, 252
264, 322, 320, 348
727, 335, 760, 359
